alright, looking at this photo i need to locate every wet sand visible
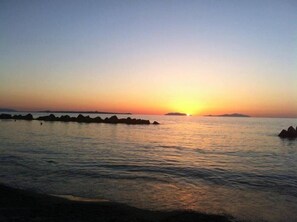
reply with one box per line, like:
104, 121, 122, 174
0, 183, 235, 222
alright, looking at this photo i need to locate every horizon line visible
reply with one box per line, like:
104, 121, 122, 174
0, 108, 296, 119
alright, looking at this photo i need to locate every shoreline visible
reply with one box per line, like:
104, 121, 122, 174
0, 183, 235, 222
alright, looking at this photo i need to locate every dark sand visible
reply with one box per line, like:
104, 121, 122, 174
0, 183, 236, 222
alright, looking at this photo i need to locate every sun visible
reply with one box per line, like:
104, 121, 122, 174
167, 98, 203, 116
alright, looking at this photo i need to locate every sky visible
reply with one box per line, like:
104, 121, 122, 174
0, 0, 296, 117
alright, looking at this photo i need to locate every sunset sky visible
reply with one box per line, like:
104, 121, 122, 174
0, 0, 296, 117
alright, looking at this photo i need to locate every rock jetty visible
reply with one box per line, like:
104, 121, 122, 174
0, 113, 33, 120
0, 113, 159, 125
278, 126, 297, 139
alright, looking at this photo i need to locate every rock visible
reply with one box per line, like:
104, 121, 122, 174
278, 129, 287, 138
94, 116, 103, 123
48, 114, 56, 121
37, 114, 56, 121
287, 126, 297, 138
1, 112, 158, 125
108, 115, 118, 124
59, 115, 71, 122
12, 114, 33, 120
278, 126, 297, 138
142, 120, 150, 124
23, 114, 33, 120
84, 115, 92, 123
0, 113, 12, 119
77, 114, 85, 122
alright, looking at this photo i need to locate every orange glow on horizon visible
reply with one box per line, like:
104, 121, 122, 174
1, 82, 296, 118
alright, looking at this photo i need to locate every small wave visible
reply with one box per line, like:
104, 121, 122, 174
159, 145, 187, 151
43, 163, 297, 198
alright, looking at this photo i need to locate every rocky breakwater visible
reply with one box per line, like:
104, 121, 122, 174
0, 113, 160, 125
278, 126, 297, 139
0, 113, 33, 120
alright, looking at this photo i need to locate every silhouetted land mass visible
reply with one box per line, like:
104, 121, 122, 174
165, 112, 187, 116
0, 183, 235, 222
205, 113, 250, 117
278, 126, 297, 139
0, 108, 17, 112
39, 110, 132, 115
0, 113, 160, 125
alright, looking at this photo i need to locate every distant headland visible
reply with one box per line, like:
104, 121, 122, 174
205, 113, 250, 117
39, 110, 132, 115
0, 108, 132, 115
165, 112, 188, 116
0, 108, 17, 112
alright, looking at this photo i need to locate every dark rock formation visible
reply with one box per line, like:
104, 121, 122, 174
1, 113, 158, 125
94, 116, 103, 123
287, 126, 297, 137
153, 121, 160, 125
24, 114, 33, 120
59, 115, 71, 122
1, 114, 33, 120
278, 126, 297, 138
104, 115, 118, 124
77, 114, 85, 122
0, 113, 12, 119
37, 114, 56, 121
278, 129, 288, 138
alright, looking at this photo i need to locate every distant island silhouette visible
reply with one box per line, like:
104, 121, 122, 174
0, 108, 132, 115
205, 113, 250, 117
39, 110, 132, 115
165, 112, 188, 116
0, 108, 17, 112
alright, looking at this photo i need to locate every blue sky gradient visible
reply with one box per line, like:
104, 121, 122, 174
0, 0, 296, 116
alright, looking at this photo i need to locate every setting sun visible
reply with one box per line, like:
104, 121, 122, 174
0, 1, 296, 222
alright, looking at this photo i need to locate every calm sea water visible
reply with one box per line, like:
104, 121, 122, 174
0, 113, 297, 222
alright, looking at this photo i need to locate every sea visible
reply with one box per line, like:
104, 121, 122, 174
0, 113, 297, 222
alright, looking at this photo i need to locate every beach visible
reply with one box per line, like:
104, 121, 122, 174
0, 183, 233, 222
